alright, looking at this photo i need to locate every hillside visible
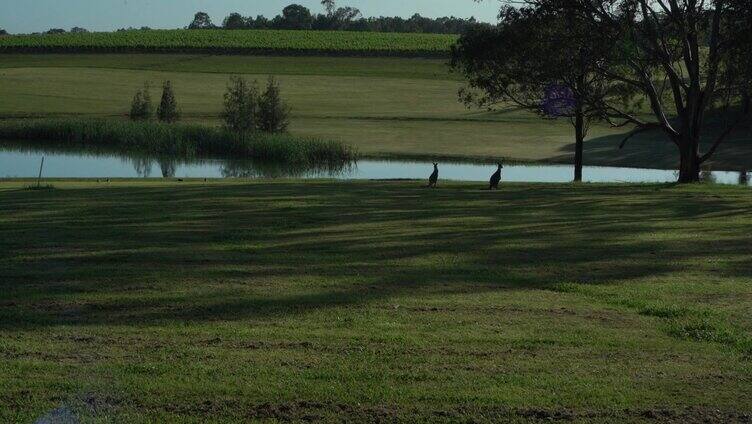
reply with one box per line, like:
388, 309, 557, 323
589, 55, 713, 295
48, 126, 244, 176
1, 53, 750, 170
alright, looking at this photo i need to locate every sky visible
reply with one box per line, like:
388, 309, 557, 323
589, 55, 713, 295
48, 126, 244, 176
0, 0, 502, 34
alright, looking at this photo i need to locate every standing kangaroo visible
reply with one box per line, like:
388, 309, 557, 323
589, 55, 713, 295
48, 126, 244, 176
489, 162, 503, 190
428, 163, 439, 188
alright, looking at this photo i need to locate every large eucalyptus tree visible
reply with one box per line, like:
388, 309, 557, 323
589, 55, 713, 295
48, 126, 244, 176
549, 0, 750, 182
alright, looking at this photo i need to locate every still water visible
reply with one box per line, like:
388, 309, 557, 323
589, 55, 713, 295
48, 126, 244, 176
0, 147, 749, 185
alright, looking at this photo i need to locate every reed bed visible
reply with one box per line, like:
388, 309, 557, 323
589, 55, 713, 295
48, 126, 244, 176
0, 119, 356, 165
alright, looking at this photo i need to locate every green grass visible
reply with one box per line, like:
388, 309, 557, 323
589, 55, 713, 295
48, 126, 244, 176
0, 53, 458, 80
0, 119, 355, 165
1, 180, 751, 422
2, 54, 750, 171
0, 29, 457, 57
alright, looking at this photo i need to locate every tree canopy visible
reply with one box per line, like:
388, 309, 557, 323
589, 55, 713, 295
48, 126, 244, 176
457, 0, 752, 182
280, 4, 314, 29
188, 12, 214, 29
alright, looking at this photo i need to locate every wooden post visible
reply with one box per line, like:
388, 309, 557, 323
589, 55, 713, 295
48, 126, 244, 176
37, 157, 45, 188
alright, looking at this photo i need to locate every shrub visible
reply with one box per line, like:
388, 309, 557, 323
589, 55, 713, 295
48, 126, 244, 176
157, 80, 180, 123
221, 76, 259, 133
256, 77, 291, 133
129, 82, 153, 121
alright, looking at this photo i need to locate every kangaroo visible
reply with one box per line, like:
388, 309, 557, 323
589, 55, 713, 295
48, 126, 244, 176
489, 162, 503, 190
428, 163, 439, 188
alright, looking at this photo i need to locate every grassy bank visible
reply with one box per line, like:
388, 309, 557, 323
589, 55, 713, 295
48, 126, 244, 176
0, 119, 355, 164
2, 54, 751, 170
1, 180, 751, 422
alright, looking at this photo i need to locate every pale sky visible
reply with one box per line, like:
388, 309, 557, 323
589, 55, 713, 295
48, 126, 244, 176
0, 0, 502, 34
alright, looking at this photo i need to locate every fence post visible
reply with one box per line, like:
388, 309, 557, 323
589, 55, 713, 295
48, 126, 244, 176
37, 157, 45, 188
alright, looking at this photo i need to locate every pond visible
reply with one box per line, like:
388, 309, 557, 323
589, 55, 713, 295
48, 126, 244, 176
0, 146, 749, 186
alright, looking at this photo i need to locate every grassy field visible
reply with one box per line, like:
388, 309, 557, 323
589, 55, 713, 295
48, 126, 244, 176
1, 180, 751, 422
0, 29, 456, 56
1, 54, 750, 170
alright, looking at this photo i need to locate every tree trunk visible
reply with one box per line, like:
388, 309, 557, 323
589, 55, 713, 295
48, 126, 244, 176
677, 135, 701, 183
743, 91, 751, 115
573, 108, 584, 182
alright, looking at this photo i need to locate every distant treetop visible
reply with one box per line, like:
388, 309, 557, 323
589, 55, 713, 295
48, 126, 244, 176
188, 12, 215, 30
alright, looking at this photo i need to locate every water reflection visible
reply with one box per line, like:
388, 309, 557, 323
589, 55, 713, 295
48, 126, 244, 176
131, 157, 177, 178
0, 143, 750, 186
220, 159, 353, 179
124, 155, 352, 179
701, 168, 717, 184
123, 156, 352, 179
133, 157, 153, 178
157, 158, 176, 178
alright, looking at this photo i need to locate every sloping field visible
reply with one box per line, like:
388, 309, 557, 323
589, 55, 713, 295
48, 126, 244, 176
2, 54, 750, 169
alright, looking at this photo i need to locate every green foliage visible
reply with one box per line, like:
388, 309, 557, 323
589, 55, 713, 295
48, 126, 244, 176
129, 82, 153, 121
256, 77, 291, 133
222, 76, 291, 133
281, 4, 314, 29
157, 80, 180, 123
0, 119, 355, 164
188, 12, 214, 29
221, 76, 259, 133
0, 29, 456, 56
222, 13, 247, 30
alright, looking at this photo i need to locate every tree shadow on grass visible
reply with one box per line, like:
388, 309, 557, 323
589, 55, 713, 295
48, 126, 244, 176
547, 118, 752, 170
1, 182, 751, 328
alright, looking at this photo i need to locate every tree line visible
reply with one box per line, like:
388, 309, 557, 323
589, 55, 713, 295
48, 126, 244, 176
452, 0, 752, 183
188, 1, 481, 34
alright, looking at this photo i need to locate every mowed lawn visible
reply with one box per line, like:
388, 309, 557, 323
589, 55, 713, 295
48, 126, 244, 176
1, 180, 751, 422
1, 54, 751, 170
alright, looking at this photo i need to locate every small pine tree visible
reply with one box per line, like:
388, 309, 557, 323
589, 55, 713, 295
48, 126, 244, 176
256, 76, 291, 133
157, 80, 180, 123
221, 76, 259, 133
129, 82, 153, 121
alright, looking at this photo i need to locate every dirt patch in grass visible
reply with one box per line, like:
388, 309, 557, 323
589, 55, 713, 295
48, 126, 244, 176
158, 401, 752, 423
